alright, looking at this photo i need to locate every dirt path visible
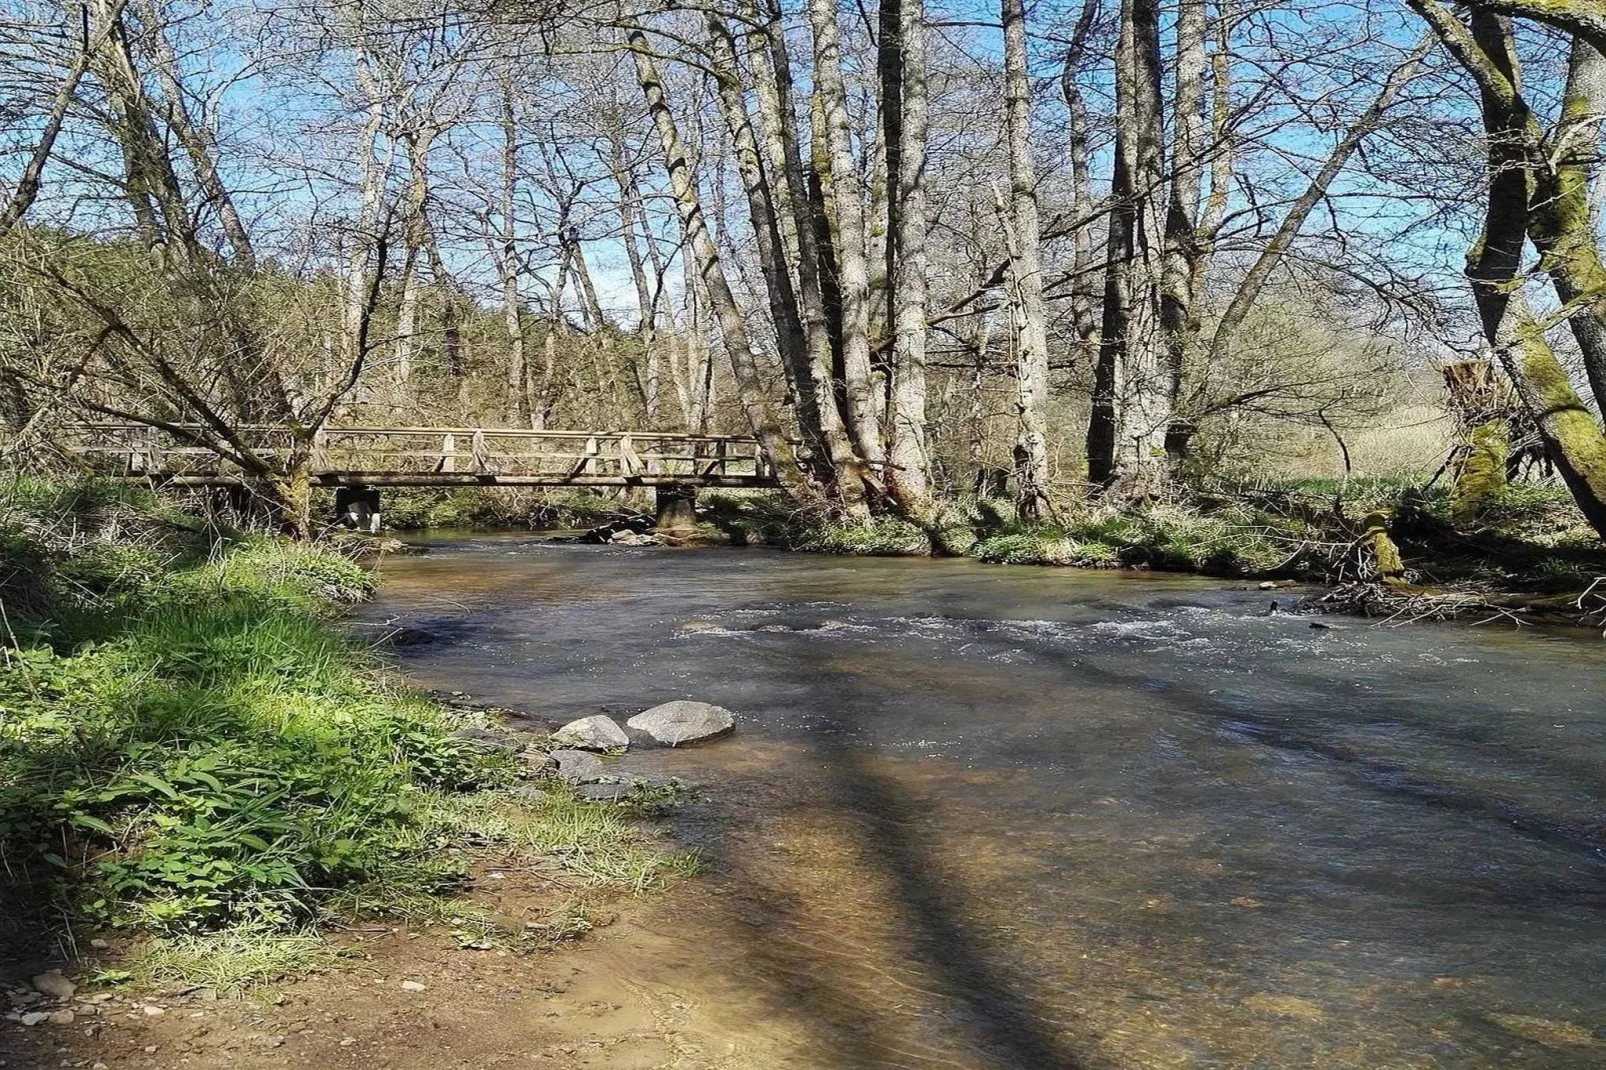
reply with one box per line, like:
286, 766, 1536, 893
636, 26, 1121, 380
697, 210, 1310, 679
1, 871, 801, 1070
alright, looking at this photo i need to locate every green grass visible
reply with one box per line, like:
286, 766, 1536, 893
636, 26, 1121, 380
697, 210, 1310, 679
0, 479, 695, 989
124, 927, 345, 994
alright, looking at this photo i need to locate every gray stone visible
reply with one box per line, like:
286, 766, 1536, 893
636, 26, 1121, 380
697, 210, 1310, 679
451, 727, 522, 753
20, 1011, 48, 1026
549, 715, 629, 753
550, 749, 606, 783
519, 749, 556, 777
575, 783, 633, 802
626, 701, 735, 746
30, 971, 74, 1001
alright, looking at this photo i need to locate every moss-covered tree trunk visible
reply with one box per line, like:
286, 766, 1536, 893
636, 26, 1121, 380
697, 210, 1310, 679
1527, 38, 1606, 412
270, 457, 313, 540
1442, 360, 1511, 526
1440, 8, 1606, 541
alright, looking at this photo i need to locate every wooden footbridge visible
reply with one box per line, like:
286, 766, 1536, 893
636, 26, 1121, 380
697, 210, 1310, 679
61, 423, 778, 529
63, 424, 777, 487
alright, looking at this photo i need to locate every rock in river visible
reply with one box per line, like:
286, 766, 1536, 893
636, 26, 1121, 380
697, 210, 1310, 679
550, 749, 606, 783
627, 701, 735, 746
550, 715, 629, 752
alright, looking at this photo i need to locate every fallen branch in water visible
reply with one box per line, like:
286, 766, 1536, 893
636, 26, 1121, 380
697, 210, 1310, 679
1316, 581, 1525, 626
1316, 578, 1606, 631
1577, 578, 1606, 630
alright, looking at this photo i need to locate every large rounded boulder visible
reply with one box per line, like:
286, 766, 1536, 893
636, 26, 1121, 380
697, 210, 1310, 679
626, 701, 735, 746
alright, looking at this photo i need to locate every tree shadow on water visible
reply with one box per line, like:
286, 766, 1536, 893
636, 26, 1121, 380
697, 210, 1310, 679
694, 699, 1088, 1070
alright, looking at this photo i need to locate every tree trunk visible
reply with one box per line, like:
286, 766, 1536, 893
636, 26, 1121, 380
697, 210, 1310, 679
1442, 360, 1511, 525
707, 13, 826, 481
1058, 0, 1102, 347
1528, 37, 1606, 412
1472, 0, 1606, 53
345, 54, 388, 394
682, 247, 713, 432
1001, 0, 1051, 519
881, 0, 935, 513
1461, 11, 1606, 539
395, 128, 437, 391
138, 0, 254, 268
96, 7, 197, 258
1090, 0, 1170, 498
751, 0, 869, 512
628, 28, 811, 497
808, 0, 887, 474
614, 168, 662, 425
1160, 0, 1206, 461
499, 84, 529, 425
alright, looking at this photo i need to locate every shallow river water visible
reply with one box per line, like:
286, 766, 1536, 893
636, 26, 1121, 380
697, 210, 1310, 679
357, 534, 1606, 1069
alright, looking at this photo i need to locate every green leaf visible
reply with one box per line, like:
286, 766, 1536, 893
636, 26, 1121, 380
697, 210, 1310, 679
129, 774, 181, 800
68, 814, 118, 836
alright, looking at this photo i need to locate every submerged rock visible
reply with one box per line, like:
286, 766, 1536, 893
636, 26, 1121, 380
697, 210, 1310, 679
627, 701, 735, 746
1241, 993, 1323, 1020
549, 749, 606, 783
1486, 1013, 1595, 1047
384, 625, 438, 647
550, 715, 629, 752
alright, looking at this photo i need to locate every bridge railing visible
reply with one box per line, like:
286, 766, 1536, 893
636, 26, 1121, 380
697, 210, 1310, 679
58, 424, 776, 487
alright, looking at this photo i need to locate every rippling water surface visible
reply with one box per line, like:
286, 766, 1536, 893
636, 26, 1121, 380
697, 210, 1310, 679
355, 534, 1606, 1068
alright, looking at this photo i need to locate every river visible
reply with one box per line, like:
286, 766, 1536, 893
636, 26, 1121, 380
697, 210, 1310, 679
356, 533, 1606, 1068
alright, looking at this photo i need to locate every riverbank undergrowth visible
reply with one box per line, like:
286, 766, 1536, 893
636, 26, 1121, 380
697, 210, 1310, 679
701, 481, 1606, 613
0, 478, 692, 991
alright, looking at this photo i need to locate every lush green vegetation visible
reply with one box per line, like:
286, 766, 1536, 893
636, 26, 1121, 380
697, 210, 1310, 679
704, 480, 1606, 594
0, 479, 692, 988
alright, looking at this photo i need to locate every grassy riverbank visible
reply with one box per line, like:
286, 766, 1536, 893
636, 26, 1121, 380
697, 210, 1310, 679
0, 479, 692, 991
702, 481, 1606, 621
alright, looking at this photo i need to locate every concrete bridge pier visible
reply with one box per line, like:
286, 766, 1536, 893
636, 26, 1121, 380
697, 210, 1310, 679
654, 483, 698, 533
335, 485, 382, 533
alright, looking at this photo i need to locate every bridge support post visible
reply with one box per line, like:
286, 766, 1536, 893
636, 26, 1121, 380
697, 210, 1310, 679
334, 485, 382, 534
654, 483, 697, 533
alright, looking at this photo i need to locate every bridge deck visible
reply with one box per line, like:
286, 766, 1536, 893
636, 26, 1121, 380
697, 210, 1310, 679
61, 424, 780, 489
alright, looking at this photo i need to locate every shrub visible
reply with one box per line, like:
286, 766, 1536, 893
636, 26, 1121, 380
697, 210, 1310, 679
803, 517, 931, 556
973, 530, 1119, 567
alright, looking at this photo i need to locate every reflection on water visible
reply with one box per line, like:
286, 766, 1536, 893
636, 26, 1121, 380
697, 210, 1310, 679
357, 535, 1606, 1068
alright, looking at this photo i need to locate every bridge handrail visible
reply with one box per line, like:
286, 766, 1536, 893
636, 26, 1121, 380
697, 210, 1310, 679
58, 423, 762, 445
